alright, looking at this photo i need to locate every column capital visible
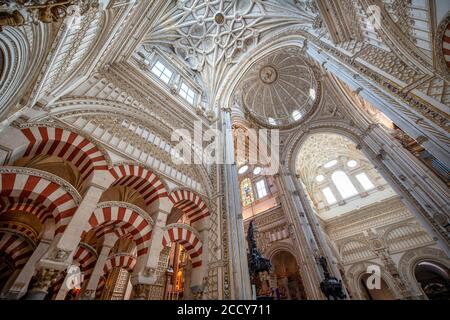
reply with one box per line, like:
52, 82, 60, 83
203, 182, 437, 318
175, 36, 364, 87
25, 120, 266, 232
39, 248, 72, 271
25, 267, 63, 300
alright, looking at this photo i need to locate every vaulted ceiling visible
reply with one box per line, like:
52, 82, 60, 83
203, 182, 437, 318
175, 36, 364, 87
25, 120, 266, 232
295, 133, 364, 193
141, 0, 316, 107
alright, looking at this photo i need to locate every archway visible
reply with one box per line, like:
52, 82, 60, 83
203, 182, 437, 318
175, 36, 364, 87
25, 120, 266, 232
16, 126, 109, 184
162, 224, 204, 300
270, 251, 306, 300
108, 164, 168, 212
359, 273, 395, 300
291, 129, 443, 299
414, 261, 450, 300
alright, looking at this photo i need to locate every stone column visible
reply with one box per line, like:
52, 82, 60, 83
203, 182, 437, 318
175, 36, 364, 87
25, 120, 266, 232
22, 172, 113, 300
288, 170, 350, 298
273, 172, 324, 299
79, 234, 118, 300
46, 171, 113, 263
221, 107, 252, 300
361, 125, 450, 254
1, 220, 54, 300
130, 198, 171, 299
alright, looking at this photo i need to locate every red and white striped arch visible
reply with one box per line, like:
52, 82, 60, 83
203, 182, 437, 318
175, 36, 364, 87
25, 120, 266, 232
168, 190, 209, 224
0, 199, 51, 224
103, 253, 137, 274
73, 243, 97, 281
162, 225, 203, 268
84, 206, 152, 257
51, 243, 98, 296
19, 126, 108, 181
0, 171, 79, 235
0, 221, 38, 243
443, 21, 450, 70
109, 165, 167, 208
0, 231, 34, 269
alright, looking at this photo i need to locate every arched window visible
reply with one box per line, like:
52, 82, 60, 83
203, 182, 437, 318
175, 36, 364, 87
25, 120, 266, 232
240, 178, 254, 206
355, 173, 375, 191
332, 171, 358, 199
322, 187, 337, 205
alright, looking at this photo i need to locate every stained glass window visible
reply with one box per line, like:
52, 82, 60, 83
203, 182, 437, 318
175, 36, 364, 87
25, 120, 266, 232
240, 178, 254, 206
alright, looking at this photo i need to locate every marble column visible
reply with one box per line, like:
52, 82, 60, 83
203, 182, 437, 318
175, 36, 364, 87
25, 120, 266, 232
221, 107, 252, 300
288, 169, 350, 298
131, 199, 170, 300
273, 172, 324, 299
50, 172, 112, 258
79, 234, 118, 300
361, 125, 450, 255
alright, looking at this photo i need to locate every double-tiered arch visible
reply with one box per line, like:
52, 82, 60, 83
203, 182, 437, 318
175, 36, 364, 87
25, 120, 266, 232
162, 223, 203, 268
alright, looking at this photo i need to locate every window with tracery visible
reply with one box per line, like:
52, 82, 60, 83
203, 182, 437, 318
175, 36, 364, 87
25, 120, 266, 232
240, 178, 255, 207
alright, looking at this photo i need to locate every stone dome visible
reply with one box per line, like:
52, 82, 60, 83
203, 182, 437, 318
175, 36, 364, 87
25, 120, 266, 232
238, 46, 320, 128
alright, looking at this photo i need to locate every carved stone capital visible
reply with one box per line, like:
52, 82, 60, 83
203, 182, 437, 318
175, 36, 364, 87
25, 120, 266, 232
32, 268, 61, 291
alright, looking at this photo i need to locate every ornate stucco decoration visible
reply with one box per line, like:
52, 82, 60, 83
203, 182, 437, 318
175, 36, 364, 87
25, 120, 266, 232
0, 0, 106, 30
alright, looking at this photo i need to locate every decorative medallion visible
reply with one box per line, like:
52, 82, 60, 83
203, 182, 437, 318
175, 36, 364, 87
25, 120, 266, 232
259, 66, 278, 84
